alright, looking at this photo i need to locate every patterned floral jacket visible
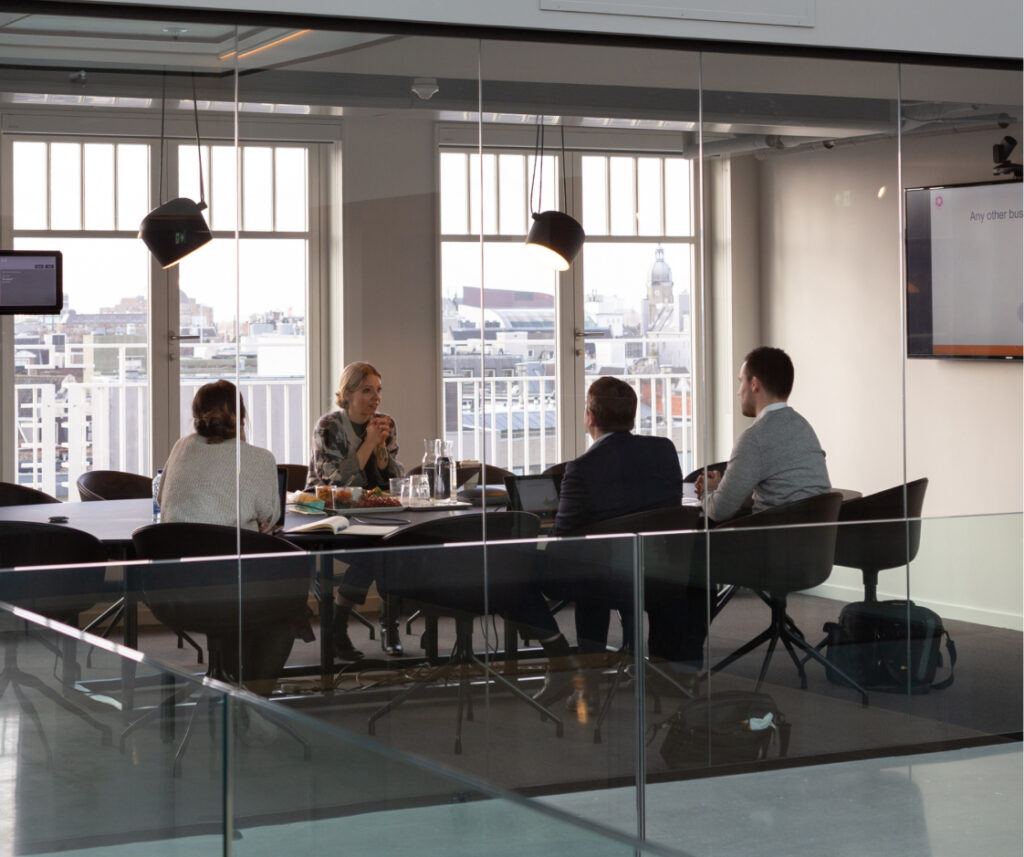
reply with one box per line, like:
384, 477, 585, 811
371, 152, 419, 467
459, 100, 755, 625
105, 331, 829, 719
306, 409, 404, 489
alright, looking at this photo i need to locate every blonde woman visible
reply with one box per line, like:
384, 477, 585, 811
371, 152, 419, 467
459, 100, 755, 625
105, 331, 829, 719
307, 362, 405, 657
306, 361, 404, 491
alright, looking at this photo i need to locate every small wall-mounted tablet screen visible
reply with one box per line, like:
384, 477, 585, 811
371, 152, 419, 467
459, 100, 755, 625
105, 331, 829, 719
0, 251, 63, 315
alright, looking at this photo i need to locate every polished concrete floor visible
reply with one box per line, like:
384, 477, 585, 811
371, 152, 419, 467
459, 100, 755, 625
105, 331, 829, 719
16, 744, 1022, 857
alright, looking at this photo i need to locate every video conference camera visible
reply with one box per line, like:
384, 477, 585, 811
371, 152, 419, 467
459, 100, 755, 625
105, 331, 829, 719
992, 136, 1022, 178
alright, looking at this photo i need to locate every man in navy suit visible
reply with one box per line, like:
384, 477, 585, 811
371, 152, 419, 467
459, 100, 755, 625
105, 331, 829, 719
538, 377, 700, 708
552, 376, 682, 537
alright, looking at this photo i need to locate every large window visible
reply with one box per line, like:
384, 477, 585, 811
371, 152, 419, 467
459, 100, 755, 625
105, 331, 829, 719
11, 139, 152, 498
8, 134, 314, 498
439, 142, 696, 474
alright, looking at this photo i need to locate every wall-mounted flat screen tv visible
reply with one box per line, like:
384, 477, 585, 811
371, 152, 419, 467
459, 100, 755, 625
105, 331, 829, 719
905, 180, 1022, 360
0, 250, 63, 315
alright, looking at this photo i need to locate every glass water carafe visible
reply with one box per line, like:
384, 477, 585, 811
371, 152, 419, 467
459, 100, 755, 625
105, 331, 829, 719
421, 438, 437, 498
433, 438, 455, 500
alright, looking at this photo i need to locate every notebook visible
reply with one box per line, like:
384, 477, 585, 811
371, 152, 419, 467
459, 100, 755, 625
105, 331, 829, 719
504, 473, 562, 525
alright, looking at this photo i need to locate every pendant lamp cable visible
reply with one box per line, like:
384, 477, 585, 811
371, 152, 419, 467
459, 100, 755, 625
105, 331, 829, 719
560, 124, 567, 212
157, 71, 166, 205
192, 73, 206, 209
529, 114, 544, 215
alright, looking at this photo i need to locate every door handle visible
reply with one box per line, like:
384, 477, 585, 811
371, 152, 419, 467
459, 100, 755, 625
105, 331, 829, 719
169, 332, 201, 342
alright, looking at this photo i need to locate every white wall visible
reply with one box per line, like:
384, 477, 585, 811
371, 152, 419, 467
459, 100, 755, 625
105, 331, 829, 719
339, 110, 440, 460
756, 128, 1023, 628
93, 0, 1023, 60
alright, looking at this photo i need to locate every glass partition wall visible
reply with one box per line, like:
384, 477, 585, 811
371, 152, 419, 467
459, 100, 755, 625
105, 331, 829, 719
0, 6, 1020, 857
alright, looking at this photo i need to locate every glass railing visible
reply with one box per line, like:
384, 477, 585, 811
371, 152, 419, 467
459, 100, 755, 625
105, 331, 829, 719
0, 599, 687, 857
0, 512, 1019, 855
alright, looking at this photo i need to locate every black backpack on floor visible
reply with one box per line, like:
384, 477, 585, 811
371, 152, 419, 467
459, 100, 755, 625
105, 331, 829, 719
823, 600, 956, 694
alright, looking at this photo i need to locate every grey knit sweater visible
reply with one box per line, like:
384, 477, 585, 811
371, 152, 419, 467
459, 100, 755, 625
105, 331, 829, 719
158, 434, 280, 532
704, 405, 831, 521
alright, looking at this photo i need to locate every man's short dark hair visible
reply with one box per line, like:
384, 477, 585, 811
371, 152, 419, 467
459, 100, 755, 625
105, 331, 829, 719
587, 377, 637, 432
743, 346, 794, 399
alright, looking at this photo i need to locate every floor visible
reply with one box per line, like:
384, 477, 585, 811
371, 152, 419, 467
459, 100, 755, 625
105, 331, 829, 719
1, 591, 1020, 856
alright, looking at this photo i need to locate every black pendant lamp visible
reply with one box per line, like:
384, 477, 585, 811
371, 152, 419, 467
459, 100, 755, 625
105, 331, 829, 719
140, 73, 212, 269
525, 118, 584, 271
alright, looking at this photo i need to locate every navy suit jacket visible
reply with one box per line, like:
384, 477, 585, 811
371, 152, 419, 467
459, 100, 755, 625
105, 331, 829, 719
552, 432, 683, 536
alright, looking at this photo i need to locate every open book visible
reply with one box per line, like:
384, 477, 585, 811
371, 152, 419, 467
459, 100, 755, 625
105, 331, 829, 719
286, 516, 398, 537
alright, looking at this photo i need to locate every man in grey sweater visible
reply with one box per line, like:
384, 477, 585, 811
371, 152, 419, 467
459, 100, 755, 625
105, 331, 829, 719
697, 346, 830, 521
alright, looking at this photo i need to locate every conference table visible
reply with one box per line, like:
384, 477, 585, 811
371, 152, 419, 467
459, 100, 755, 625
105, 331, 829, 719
0, 486, 860, 686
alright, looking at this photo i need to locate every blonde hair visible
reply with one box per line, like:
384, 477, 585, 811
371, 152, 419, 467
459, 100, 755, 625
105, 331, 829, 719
335, 361, 382, 409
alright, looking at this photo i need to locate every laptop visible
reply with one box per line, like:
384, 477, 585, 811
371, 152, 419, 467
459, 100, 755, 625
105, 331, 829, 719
504, 473, 562, 527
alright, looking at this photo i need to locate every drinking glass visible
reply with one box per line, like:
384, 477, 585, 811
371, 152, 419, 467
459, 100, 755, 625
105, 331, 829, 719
408, 474, 430, 507
389, 477, 406, 496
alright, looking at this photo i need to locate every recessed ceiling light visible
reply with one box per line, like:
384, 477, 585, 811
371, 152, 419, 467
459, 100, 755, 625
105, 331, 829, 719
162, 26, 189, 36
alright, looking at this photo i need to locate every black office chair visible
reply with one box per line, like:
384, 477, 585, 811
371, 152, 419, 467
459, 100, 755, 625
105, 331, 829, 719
76, 470, 152, 502
834, 478, 929, 602
76, 469, 203, 663
279, 464, 309, 492
541, 462, 567, 479
558, 506, 702, 741
708, 492, 869, 705
0, 482, 60, 506
683, 461, 728, 484
124, 523, 314, 774
368, 512, 561, 753
0, 522, 113, 766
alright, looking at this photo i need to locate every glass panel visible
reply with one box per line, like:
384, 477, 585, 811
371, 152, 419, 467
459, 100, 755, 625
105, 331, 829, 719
83, 143, 115, 230
440, 241, 558, 472
468, 153, 498, 234
899, 63, 1023, 519
582, 241, 694, 471
275, 146, 308, 231
14, 236, 151, 495
178, 237, 308, 467
116, 143, 150, 231
663, 157, 691, 236
499, 153, 527, 234
243, 146, 274, 231
636, 157, 662, 235
49, 142, 81, 230
440, 151, 469, 234
582, 154, 608, 236
609, 156, 634, 235
211, 144, 239, 232
12, 141, 48, 229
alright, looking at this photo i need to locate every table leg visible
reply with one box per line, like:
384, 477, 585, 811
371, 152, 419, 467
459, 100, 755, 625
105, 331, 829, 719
318, 556, 335, 688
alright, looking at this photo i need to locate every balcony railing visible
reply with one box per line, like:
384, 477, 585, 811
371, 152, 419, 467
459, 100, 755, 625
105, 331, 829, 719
15, 345, 307, 499
442, 371, 692, 475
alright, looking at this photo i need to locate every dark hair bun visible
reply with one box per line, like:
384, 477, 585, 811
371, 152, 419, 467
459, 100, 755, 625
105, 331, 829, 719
194, 409, 236, 443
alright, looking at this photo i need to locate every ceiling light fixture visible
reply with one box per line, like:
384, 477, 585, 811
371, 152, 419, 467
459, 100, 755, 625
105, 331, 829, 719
219, 29, 311, 62
139, 73, 212, 269
525, 117, 584, 271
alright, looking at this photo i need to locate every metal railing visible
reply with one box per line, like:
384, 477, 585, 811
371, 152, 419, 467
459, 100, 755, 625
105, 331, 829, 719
15, 344, 307, 498
442, 371, 692, 474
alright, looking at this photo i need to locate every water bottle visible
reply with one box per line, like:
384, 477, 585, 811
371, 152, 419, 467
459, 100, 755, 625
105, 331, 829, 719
421, 438, 437, 499
152, 468, 163, 522
434, 438, 453, 501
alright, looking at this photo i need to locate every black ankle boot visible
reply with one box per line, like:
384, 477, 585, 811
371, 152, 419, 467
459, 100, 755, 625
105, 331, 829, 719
332, 605, 364, 661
